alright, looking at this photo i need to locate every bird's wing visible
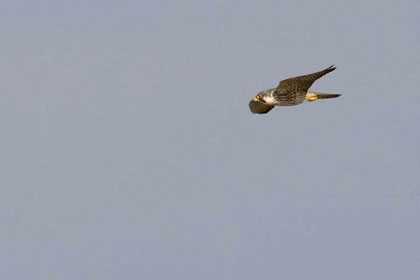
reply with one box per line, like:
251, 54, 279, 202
249, 100, 275, 114
275, 65, 336, 93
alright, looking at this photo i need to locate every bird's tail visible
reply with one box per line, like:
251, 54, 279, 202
306, 91, 341, 102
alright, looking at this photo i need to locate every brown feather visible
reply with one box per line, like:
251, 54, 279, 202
249, 100, 275, 114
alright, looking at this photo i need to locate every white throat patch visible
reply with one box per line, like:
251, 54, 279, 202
263, 95, 277, 105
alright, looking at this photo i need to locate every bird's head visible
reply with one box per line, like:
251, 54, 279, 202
254, 93, 265, 103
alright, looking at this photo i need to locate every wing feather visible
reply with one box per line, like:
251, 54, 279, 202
276, 65, 336, 92
249, 100, 275, 114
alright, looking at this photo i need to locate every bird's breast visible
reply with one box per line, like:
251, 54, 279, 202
262, 95, 278, 105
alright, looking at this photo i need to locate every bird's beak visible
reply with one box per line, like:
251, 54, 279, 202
254, 96, 259, 101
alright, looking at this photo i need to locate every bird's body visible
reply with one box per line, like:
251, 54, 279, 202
249, 65, 340, 114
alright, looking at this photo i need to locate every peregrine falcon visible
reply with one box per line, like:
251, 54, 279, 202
249, 65, 340, 114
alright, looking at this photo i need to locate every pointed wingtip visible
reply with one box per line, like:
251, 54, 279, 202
326, 65, 336, 73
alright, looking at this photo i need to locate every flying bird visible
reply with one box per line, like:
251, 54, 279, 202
249, 65, 340, 114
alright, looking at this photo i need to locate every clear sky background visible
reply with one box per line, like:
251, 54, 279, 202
1, 0, 420, 279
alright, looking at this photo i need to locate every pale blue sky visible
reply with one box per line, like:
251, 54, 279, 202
1, 0, 420, 279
